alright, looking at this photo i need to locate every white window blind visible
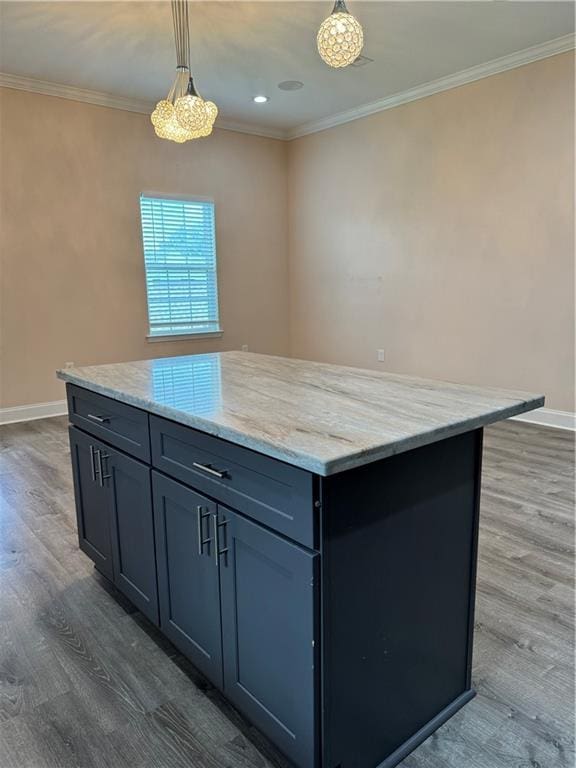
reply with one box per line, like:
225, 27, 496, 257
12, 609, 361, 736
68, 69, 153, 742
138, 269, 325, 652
140, 195, 221, 337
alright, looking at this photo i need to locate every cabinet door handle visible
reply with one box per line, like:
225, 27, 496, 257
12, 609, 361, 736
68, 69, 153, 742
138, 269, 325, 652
192, 462, 228, 479
93, 448, 103, 486
89, 445, 98, 482
87, 413, 110, 424
212, 514, 219, 566
213, 514, 229, 568
97, 451, 111, 486
196, 506, 213, 556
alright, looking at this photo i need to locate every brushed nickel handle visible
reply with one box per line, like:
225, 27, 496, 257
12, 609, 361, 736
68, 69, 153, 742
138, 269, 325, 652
97, 452, 111, 486
213, 515, 229, 568
193, 462, 228, 479
87, 413, 110, 424
89, 445, 97, 482
93, 448, 102, 485
212, 513, 219, 566
196, 506, 213, 556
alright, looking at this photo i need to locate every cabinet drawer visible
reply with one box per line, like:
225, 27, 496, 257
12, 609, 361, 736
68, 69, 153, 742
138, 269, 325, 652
67, 384, 150, 462
150, 415, 317, 548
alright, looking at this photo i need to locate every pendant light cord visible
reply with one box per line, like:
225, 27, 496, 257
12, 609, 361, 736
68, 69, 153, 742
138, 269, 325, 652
172, 0, 190, 70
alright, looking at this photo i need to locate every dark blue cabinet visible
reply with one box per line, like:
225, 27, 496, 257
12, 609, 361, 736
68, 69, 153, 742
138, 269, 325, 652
69, 426, 159, 625
219, 508, 319, 768
107, 448, 159, 624
152, 472, 224, 688
69, 426, 114, 580
68, 385, 484, 768
151, 473, 318, 767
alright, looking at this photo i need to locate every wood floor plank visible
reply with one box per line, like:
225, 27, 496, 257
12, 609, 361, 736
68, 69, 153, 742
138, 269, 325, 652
0, 416, 573, 768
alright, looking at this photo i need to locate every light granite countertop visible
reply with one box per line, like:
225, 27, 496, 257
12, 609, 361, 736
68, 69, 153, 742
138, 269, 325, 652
57, 352, 544, 475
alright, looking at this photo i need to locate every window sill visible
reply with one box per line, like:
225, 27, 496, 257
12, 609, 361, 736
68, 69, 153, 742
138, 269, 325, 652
146, 331, 223, 343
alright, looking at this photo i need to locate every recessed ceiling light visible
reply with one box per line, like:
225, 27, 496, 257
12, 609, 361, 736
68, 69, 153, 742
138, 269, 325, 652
278, 80, 304, 91
253, 95, 269, 103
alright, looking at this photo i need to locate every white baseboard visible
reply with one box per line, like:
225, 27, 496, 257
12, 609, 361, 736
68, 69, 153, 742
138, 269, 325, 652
0, 399, 67, 425
511, 407, 575, 432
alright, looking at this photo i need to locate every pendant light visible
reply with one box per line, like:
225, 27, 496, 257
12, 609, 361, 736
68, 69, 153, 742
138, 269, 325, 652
151, 0, 218, 143
317, 0, 364, 68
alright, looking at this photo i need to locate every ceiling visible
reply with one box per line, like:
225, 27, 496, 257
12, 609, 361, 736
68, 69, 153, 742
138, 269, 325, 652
0, 1, 574, 137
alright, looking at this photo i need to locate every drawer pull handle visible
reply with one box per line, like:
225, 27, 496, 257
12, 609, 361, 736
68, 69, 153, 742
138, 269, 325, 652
87, 413, 110, 424
192, 462, 228, 479
196, 506, 213, 556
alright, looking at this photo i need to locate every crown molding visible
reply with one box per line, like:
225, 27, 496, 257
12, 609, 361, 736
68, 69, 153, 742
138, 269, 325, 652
1, 33, 573, 143
0, 72, 154, 113
287, 33, 575, 140
0, 72, 288, 140
215, 117, 287, 140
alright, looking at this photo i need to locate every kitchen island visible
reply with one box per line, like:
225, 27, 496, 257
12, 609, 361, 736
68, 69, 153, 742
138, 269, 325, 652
57, 352, 543, 768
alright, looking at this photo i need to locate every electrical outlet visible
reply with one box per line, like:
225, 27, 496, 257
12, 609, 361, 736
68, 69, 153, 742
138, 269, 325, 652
241, 345, 249, 352
64, 361, 75, 369
377, 349, 385, 363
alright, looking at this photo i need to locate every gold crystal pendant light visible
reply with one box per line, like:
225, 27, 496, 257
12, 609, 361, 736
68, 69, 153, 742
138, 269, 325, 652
317, 0, 364, 68
151, 0, 218, 143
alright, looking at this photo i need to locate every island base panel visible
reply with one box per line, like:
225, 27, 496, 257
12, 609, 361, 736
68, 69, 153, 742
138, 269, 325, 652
320, 429, 482, 768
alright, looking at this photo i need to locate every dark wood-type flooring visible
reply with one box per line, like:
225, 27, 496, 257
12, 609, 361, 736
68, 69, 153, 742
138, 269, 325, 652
0, 417, 573, 768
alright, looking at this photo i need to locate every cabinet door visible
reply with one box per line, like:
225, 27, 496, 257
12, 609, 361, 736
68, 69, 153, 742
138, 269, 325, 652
152, 472, 223, 687
105, 448, 159, 625
69, 427, 114, 579
219, 508, 319, 768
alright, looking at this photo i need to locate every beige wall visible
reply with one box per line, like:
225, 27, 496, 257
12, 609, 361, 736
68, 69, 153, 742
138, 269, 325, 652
0, 88, 289, 407
1, 53, 574, 412
288, 53, 575, 412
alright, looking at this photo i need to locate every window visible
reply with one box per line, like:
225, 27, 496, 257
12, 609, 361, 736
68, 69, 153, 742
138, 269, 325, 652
140, 194, 221, 339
